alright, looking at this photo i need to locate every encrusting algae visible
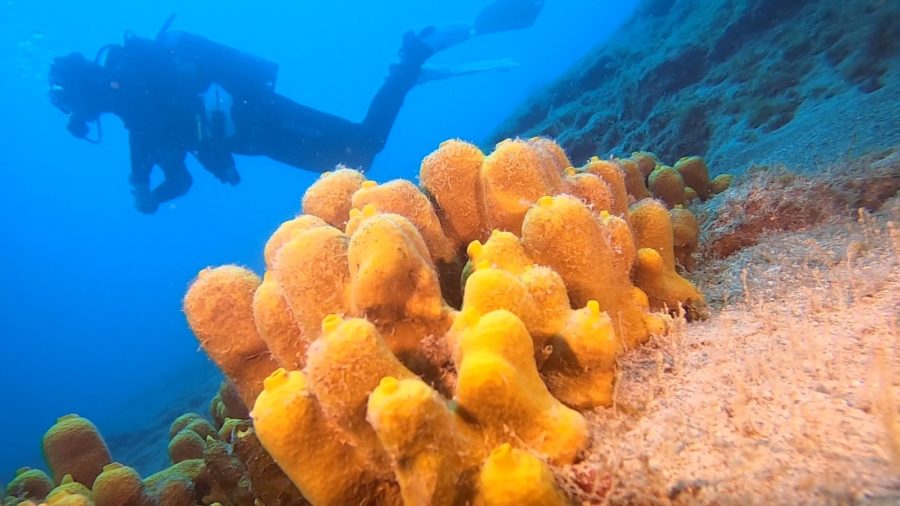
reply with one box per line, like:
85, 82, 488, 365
6, 138, 730, 506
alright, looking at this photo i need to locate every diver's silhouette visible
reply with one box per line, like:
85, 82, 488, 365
47, 0, 544, 214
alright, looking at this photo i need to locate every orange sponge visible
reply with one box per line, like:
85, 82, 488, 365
252, 273, 306, 370
562, 171, 614, 214
419, 139, 486, 247
301, 167, 366, 229
271, 224, 350, 350
582, 157, 629, 217
183, 266, 278, 406
480, 139, 561, 235
351, 179, 457, 263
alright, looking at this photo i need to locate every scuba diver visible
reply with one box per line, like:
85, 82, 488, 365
47, 0, 545, 214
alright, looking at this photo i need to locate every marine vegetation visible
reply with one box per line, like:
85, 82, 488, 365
4, 137, 725, 506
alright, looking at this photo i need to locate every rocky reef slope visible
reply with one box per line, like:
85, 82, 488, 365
492, 0, 899, 174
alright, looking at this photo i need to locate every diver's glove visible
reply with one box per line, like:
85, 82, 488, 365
197, 149, 240, 186
132, 186, 159, 214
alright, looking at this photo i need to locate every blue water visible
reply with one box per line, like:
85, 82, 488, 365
0, 0, 638, 481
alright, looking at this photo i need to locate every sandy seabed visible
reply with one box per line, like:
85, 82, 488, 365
557, 172, 899, 504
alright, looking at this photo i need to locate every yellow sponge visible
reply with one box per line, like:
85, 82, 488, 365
167, 430, 205, 464
460, 266, 545, 353
347, 212, 444, 322
542, 300, 621, 408
91, 463, 150, 506
527, 136, 572, 177
6, 467, 53, 501
711, 173, 733, 194
304, 315, 417, 470
674, 156, 712, 200
562, 172, 614, 214
454, 310, 588, 464
464, 231, 572, 352
465, 231, 531, 275
262, 214, 329, 270
616, 157, 651, 200
367, 376, 480, 506
474, 444, 569, 506
521, 195, 654, 346
46, 475, 91, 502
630, 151, 659, 178
252, 369, 391, 506
669, 205, 700, 270
630, 199, 705, 315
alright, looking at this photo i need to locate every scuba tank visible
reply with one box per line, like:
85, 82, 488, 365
155, 15, 279, 98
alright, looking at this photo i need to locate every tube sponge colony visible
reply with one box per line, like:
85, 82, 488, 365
182, 137, 723, 505
630, 199, 706, 318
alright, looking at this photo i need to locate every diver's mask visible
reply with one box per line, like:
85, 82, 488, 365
48, 53, 108, 143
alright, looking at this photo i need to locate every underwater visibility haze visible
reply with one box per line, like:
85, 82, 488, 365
0, 0, 637, 482
1, 0, 898, 504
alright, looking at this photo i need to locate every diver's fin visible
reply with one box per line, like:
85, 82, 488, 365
407, 0, 544, 61
417, 58, 520, 84
474, 0, 545, 35
417, 24, 475, 54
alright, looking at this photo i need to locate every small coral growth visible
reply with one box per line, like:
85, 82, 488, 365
3, 381, 307, 506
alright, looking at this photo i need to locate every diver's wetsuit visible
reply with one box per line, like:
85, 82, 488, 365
230, 66, 420, 171
103, 32, 428, 206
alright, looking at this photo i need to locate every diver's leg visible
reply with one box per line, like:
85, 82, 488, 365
231, 33, 442, 172
152, 152, 193, 203
231, 94, 374, 172
354, 32, 439, 162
